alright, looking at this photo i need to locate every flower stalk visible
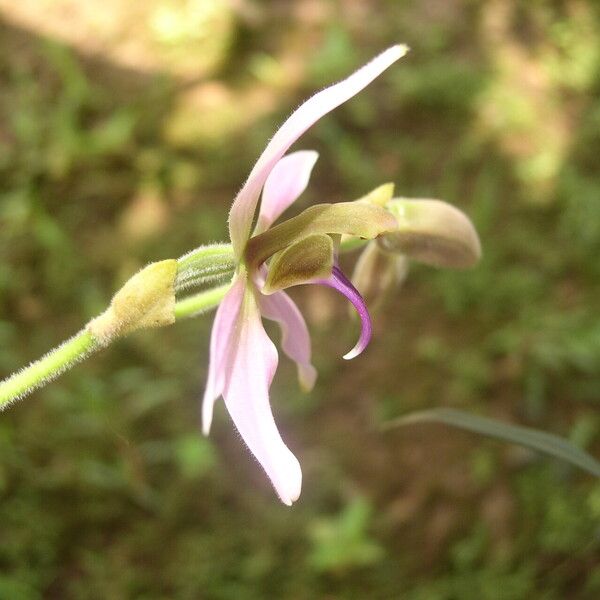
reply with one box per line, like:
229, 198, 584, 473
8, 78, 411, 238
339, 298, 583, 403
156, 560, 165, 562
0, 330, 98, 410
0, 246, 237, 410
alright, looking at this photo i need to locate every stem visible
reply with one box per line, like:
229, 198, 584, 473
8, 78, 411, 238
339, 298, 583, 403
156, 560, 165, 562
176, 244, 235, 292
0, 329, 98, 410
174, 283, 231, 319
0, 282, 232, 409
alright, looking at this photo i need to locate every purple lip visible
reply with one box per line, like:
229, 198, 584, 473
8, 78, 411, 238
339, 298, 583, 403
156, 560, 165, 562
315, 265, 372, 360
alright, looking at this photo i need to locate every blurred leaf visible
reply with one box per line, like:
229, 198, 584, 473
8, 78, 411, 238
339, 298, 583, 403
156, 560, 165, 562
386, 408, 600, 477
174, 434, 217, 479
308, 498, 384, 573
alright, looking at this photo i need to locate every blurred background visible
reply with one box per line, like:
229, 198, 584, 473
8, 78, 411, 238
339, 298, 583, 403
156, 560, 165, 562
1, 1, 600, 598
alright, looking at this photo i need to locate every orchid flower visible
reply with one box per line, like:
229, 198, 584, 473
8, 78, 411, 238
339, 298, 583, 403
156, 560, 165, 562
202, 45, 409, 505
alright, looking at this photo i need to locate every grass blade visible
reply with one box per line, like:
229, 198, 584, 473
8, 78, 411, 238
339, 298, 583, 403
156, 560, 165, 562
386, 408, 600, 477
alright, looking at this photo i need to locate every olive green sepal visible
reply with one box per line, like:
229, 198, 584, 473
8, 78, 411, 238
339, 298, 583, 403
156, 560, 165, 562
353, 182, 395, 207
263, 234, 334, 294
380, 199, 482, 268
246, 202, 398, 268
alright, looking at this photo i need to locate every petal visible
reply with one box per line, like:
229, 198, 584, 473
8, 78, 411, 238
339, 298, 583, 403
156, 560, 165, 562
228, 45, 409, 257
258, 290, 317, 392
316, 266, 372, 360
201, 276, 245, 435
223, 289, 302, 505
255, 150, 319, 234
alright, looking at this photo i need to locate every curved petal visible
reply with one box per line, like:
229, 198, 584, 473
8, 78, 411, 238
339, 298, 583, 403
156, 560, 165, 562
316, 266, 372, 360
201, 276, 245, 435
223, 289, 302, 505
228, 45, 409, 257
255, 150, 319, 234
258, 290, 317, 392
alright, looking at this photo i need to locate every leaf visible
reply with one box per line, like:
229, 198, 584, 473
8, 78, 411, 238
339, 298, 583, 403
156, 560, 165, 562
385, 408, 600, 478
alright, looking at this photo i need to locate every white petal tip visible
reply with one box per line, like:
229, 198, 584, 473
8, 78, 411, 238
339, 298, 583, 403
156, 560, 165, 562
307, 150, 319, 165
301, 149, 319, 161
383, 44, 410, 62
343, 347, 362, 361
201, 405, 213, 435
273, 456, 302, 506
393, 44, 411, 58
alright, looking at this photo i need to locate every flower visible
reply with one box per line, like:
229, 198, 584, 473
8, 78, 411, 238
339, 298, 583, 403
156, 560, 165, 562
202, 46, 409, 505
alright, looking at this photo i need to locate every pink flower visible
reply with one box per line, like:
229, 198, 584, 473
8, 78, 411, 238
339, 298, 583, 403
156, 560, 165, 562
203, 46, 408, 505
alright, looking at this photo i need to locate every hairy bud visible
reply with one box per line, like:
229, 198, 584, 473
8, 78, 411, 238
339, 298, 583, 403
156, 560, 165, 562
88, 260, 177, 344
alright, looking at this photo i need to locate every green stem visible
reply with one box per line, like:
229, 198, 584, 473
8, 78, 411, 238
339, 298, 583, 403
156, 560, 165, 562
176, 244, 235, 292
0, 283, 232, 409
0, 329, 98, 410
174, 283, 231, 319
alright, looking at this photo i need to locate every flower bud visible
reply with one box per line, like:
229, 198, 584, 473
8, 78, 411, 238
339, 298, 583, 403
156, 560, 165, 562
351, 241, 409, 311
379, 198, 481, 268
88, 260, 177, 344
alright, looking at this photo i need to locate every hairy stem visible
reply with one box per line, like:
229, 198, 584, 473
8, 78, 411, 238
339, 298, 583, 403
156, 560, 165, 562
0, 282, 232, 409
174, 282, 231, 319
175, 244, 235, 293
0, 330, 98, 410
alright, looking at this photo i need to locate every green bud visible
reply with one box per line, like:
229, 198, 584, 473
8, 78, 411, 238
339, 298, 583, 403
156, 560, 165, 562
263, 234, 334, 294
351, 242, 408, 312
88, 260, 177, 344
379, 198, 481, 268
245, 202, 398, 268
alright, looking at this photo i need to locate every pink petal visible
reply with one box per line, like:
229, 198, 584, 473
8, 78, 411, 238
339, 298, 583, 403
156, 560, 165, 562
258, 289, 317, 392
254, 150, 319, 234
201, 276, 245, 435
223, 289, 302, 505
228, 45, 409, 257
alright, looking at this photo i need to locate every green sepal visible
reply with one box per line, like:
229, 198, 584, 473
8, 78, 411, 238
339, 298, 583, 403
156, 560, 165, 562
245, 202, 398, 268
353, 182, 395, 206
351, 241, 408, 312
379, 198, 482, 269
263, 233, 334, 294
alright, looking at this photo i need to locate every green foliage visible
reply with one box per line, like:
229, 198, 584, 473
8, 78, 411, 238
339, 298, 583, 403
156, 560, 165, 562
388, 408, 600, 477
308, 498, 384, 573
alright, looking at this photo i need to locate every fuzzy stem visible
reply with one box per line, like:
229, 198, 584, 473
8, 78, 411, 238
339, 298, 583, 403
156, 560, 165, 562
0, 330, 98, 410
174, 283, 231, 319
0, 282, 232, 409
175, 244, 235, 292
